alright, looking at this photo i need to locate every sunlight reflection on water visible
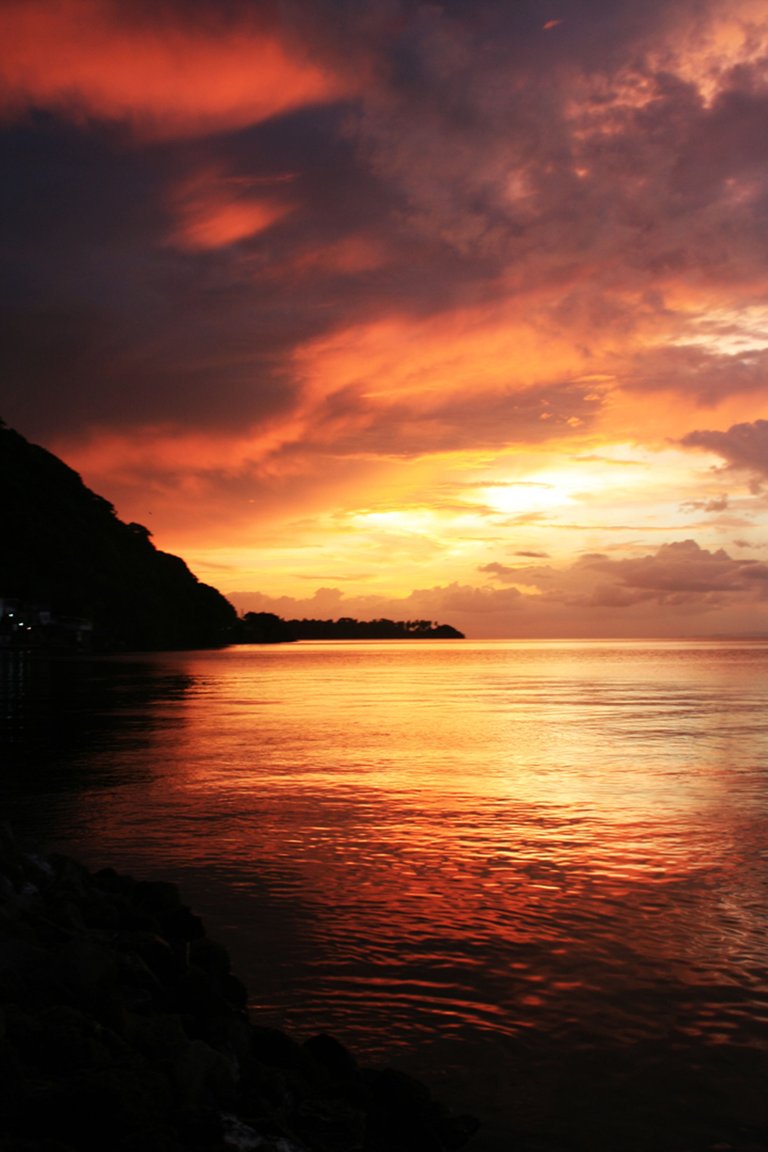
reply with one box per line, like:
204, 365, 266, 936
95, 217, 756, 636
3, 640, 768, 1149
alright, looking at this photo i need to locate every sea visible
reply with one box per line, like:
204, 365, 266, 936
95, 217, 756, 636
2, 638, 768, 1151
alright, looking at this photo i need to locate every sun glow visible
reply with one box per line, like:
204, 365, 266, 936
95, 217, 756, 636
5, 0, 768, 639
352, 509, 434, 532
676, 305, 768, 356
478, 476, 580, 517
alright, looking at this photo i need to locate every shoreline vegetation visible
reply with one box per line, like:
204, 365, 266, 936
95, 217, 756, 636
0, 607, 464, 651
0, 825, 479, 1152
234, 613, 464, 644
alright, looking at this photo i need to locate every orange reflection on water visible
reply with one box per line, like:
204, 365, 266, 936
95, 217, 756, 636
71, 641, 768, 1055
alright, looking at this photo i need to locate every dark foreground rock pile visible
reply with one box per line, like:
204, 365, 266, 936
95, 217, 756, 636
0, 827, 479, 1152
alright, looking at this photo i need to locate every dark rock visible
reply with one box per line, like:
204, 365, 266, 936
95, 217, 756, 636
365, 1065, 434, 1114
221, 973, 249, 1012
249, 1025, 312, 1074
237, 1055, 294, 1116
8, 1004, 117, 1073
363, 1066, 452, 1151
47, 855, 90, 897
293, 1093, 366, 1151
0, 824, 24, 889
119, 1008, 189, 1057
0, 844, 480, 1152
77, 888, 129, 931
92, 867, 138, 899
0, 1140, 78, 1151
172, 963, 239, 1023
54, 935, 160, 1012
113, 930, 184, 987
303, 1032, 360, 1083
189, 937, 232, 980
165, 1037, 237, 1109
437, 1113, 482, 1149
162, 905, 206, 944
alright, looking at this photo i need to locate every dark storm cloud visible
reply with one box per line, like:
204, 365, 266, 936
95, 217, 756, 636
622, 345, 768, 403
0, 87, 502, 443
2, 0, 768, 460
680, 420, 768, 478
0, 104, 374, 437
597, 541, 768, 597
481, 540, 768, 610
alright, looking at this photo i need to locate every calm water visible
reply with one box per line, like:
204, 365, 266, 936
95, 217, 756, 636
3, 639, 768, 1151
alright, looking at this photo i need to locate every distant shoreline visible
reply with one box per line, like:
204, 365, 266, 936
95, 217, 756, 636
232, 612, 465, 643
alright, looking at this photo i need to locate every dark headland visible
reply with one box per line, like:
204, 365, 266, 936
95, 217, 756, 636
0, 419, 463, 650
1, 422, 474, 1149
0, 419, 236, 651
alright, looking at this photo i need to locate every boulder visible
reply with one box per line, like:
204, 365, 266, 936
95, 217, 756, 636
0, 832, 479, 1152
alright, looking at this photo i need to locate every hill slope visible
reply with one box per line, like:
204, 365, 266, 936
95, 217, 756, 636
0, 420, 236, 649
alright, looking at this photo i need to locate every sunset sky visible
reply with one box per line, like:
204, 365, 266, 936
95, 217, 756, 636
2, 0, 767, 637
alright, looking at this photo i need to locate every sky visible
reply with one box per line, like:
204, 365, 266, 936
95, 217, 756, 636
2, 0, 768, 637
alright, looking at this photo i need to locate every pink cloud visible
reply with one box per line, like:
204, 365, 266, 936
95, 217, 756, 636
483, 540, 768, 605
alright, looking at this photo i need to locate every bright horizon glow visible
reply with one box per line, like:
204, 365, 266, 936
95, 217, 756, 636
2, 0, 767, 637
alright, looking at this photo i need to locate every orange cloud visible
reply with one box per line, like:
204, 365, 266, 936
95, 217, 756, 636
174, 199, 289, 250
293, 301, 594, 408
0, 0, 350, 137
168, 169, 293, 250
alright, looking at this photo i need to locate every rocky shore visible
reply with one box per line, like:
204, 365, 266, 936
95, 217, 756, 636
0, 826, 479, 1152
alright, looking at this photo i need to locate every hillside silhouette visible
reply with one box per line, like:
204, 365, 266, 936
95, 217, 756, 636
0, 420, 237, 649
